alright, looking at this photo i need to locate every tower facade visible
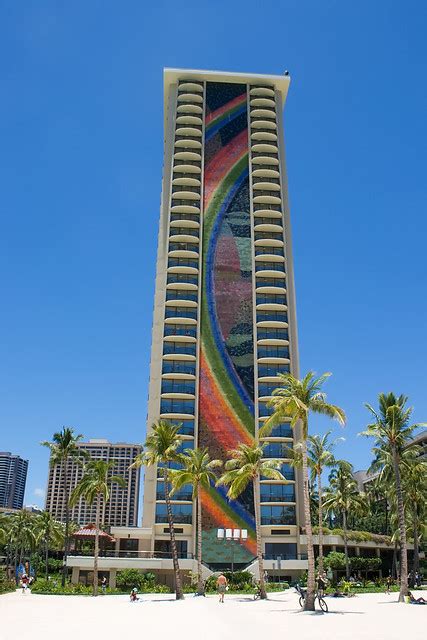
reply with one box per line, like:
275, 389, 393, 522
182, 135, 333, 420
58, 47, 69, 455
45, 440, 141, 527
143, 69, 302, 570
0, 452, 28, 509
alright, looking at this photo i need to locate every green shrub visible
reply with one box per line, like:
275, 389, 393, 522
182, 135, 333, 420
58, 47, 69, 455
0, 569, 15, 594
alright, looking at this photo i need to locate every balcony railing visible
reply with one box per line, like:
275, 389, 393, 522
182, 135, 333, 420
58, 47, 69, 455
68, 549, 194, 559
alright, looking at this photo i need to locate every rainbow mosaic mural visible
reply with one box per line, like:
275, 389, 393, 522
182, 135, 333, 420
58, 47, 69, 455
199, 82, 256, 564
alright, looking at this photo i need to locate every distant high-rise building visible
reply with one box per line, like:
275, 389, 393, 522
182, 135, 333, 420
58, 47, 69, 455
143, 69, 303, 571
45, 440, 141, 527
0, 452, 28, 509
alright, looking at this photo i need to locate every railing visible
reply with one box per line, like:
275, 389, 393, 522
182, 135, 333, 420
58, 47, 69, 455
263, 553, 308, 561
68, 549, 194, 560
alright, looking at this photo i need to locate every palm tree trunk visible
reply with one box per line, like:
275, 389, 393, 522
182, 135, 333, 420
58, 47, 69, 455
317, 470, 324, 574
62, 457, 70, 587
163, 471, 184, 600
392, 447, 408, 602
392, 541, 397, 579
343, 510, 350, 579
196, 490, 204, 595
301, 436, 315, 611
412, 505, 419, 574
45, 538, 49, 581
93, 494, 100, 596
253, 475, 267, 599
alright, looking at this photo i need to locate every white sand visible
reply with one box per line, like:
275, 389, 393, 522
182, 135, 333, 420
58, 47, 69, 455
1, 589, 426, 640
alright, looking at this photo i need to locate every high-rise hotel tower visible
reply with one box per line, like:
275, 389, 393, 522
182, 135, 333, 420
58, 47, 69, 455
143, 69, 303, 570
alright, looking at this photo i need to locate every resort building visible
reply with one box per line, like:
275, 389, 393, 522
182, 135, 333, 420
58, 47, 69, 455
0, 452, 28, 510
141, 67, 305, 578
45, 439, 141, 527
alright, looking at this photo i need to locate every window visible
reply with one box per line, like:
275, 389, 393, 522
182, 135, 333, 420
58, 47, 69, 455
164, 419, 194, 435
258, 382, 279, 397
168, 258, 199, 269
163, 342, 196, 356
260, 484, 296, 503
255, 232, 283, 241
264, 542, 297, 560
164, 324, 197, 339
258, 402, 274, 417
256, 277, 286, 289
170, 227, 199, 237
257, 294, 287, 306
154, 539, 188, 558
257, 311, 288, 323
262, 442, 292, 458
167, 273, 198, 285
165, 306, 197, 320
257, 328, 289, 341
255, 262, 285, 272
161, 379, 195, 395
255, 246, 283, 256
261, 505, 296, 525
258, 345, 290, 359
166, 290, 198, 302
265, 423, 292, 438
170, 213, 199, 223
155, 503, 192, 524
162, 361, 196, 376
160, 398, 195, 414
156, 482, 193, 501
169, 242, 199, 253
254, 217, 282, 227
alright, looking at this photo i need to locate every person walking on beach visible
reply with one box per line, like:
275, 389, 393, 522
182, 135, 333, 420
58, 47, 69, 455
216, 573, 228, 603
101, 576, 107, 594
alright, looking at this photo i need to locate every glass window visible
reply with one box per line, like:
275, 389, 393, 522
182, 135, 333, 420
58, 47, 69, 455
165, 306, 197, 320
161, 379, 195, 395
163, 342, 196, 356
262, 442, 292, 458
170, 227, 199, 237
162, 360, 196, 376
260, 484, 296, 503
167, 273, 198, 285
265, 423, 293, 438
155, 503, 192, 524
156, 482, 193, 501
258, 345, 290, 359
160, 398, 195, 414
261, 505, 296, 525
166, 290, 198, 302
264, 542, 297, 560
168, 258, 199, 269
255, 232, 283, 241
258, 402, 274, 417
257, 294, 287, 306
164, 324, 197, 339
169, 242, 199, 253
257, 328, 289, 341
258, 363, 290, 377
256, 311, 288, 323
255, 246, 284, 256
256, 277, 286, 289
170, 213, 200, 223
258, 382, 279, 396
255, 262, 285, 272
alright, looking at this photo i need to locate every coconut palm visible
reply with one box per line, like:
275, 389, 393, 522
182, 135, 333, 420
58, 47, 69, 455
217, 442, 285, 600
7, 510, 37, 582
360, 393, 424, 602
306, 431, 343, 573
70, 459, 125, 596
170, 447, 222, 595
402, 458, 427, 576
262, 372, 346, 611
41, 427, 84, 585
130, 420, 185, 600
323, 461, 367, 578
34, 511, 65, 580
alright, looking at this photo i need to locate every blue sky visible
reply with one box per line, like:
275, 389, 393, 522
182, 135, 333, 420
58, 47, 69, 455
0, 1, 426, 510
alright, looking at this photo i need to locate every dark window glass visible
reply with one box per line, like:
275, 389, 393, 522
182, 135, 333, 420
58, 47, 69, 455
260, 484, 296, 503
163, 342, 196, 356
255, 246, 283, 256
164, 324, 197, 339
261, 505, 296, 525
160, 398, 195, 414
255, 262, 285, 272
255, 232, 283, 241
258, 402, 274, 417
165, 306, 197, 320
167, 273, 198, 285
166, 290, 198, 302
164, 419, 194, 435
170, 213, 200, 223
262, 442, 292, 458
257, 294, 287, 305
257, 328, 289, 341
256, 311, 288, 323
170, 227, 199, 237
258, 363, 290, 377
155, 503, 192, 524
161, 379, 195, 394
169, 242, 199, 253
264, 542, 297, 560
162, 361, 196, 376
258, 383, 280, 396
168, 258, 199, 269
265, 423, 292, 438
258, 345, 290, 359
256, 277, 286, 288
156, 482, 193, 501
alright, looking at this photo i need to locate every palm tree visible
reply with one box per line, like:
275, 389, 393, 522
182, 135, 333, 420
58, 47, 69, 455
131, 420, 185, 600
34, 512, 65, 580
402, 457, 427, 577
262, 372, 345, 611
323, 461, 367, 578
41, 427, 84, 586
306, 431, 343, 573
70, 459, 125, 596
7, 510, 36, 582
217, 443, 285, 600
170, 447, 222, 595
361, 393, 423, 602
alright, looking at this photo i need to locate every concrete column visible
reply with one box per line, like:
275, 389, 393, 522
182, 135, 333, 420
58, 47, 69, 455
355, 546, 360, 556
109, 569, 117, 589
71, 567, 79, 584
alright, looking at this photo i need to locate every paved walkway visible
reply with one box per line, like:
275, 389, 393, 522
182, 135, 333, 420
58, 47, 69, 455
1, 589, 426, 640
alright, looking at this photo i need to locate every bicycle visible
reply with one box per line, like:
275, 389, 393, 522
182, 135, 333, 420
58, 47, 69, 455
295, 583, 328, 613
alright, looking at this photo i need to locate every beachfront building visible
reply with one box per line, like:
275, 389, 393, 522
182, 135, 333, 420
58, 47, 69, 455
45, 439, 141, 527
0, 452, 28, 510
140, 67, 305, 578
